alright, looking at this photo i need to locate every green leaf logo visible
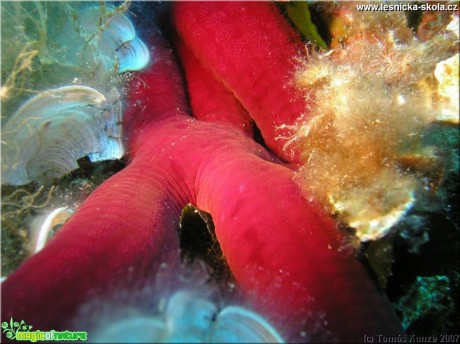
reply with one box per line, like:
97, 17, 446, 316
2, 317, 33, 340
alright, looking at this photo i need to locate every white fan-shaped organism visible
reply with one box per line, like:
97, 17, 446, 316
209, 306, 285, 343
91, 290, 284, 343
116, 37, 151, 73
55, 5, 149, 75
2, 4, 151, 186
93, 317, 165, 343
165, 290, 218, 342
1, 86, 123, 185
33, 207, 74, 253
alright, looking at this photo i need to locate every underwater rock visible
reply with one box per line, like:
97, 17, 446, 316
395, 275, 455, 333
1, 86, 123, 185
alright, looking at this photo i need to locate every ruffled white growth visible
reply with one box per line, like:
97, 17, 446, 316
92, 290, 284, 343
165, 291, 218, 341
435, 53, 459, 124
33, 207, 74, 253
2, 4, 150, 186
116, 37, 150, 73
446, 14, 459, 38
210, 306, 285, 343
1, 86, 123, 185
55, 5, 149, 75
91, 317, 166, 343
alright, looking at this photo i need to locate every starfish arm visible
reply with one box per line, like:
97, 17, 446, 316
123, 30, 189, 152
1, 8, 405, 342
1, 31, 188, 332
195, 147, 404, 342
173, 2, 308, 163
175, 37, 253, 136
1, 160, 183, 330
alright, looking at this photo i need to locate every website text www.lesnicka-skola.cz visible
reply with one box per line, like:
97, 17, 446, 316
356, 2, 458, 12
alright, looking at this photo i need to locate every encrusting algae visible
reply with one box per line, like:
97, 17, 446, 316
288, 3, 459, 242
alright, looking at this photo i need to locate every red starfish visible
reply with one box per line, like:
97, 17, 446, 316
173, 1, 309, 165
2, 2, 403, 342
